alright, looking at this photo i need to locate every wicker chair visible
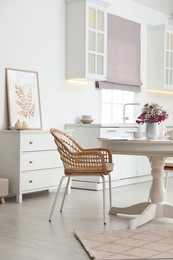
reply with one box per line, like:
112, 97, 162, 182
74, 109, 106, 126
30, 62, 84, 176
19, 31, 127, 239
49, 128, 114, 224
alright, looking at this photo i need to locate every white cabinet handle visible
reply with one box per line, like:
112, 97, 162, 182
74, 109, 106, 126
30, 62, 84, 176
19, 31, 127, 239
107, 130, 117, 133
29, 141, 33, 144
29, 161, 33, 164
29, 180, 33, 183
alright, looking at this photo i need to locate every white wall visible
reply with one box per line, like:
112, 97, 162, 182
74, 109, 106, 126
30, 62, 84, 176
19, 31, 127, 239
0, 0, 171, 130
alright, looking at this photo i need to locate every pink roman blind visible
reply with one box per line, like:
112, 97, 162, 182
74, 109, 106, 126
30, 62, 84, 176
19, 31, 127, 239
98, 14, 142, 92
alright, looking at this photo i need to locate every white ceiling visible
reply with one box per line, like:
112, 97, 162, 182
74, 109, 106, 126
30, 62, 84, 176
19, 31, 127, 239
133, 0, 173, 16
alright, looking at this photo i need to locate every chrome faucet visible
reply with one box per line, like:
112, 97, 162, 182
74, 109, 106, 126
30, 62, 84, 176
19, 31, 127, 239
123, 103, 140, 123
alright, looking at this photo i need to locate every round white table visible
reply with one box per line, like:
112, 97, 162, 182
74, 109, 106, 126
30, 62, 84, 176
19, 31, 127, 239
99, 137, 173, 229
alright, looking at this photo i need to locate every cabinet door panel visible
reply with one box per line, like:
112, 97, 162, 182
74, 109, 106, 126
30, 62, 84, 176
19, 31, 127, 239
111, 155, 121, 180
147, 25, 173, 90
137, 156, 151, 176
119, 155, 137, 179
66, 0, 108, 80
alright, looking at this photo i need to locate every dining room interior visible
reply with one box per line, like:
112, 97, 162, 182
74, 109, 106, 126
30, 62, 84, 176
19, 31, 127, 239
1, 0, 173, 259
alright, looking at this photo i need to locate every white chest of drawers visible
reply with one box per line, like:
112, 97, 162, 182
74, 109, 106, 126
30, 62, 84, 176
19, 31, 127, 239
0, 130, 64, 202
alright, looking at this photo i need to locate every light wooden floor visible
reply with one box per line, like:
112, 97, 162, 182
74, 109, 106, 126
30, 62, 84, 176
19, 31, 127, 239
1, 178, 173, 260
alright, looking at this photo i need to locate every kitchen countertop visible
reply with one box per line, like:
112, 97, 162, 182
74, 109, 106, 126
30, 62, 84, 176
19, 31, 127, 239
65, 123, 139, 128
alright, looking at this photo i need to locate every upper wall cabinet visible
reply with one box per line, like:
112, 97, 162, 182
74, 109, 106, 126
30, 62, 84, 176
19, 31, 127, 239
65, 0, 109, 81
147, 25, 173, 91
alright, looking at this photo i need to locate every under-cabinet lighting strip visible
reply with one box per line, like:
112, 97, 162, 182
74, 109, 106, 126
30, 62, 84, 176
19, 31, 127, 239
67, 79, 89, 85
147, 89, 173, 95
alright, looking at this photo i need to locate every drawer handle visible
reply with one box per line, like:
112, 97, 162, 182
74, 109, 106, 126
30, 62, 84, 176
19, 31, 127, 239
29, 161, 33, 164
29, 180, 33, 183
29, 141, 33, 144
107, 130, 117, 133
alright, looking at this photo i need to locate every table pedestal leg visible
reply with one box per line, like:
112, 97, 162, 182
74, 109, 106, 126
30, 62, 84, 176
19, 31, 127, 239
129, 204, 156, 229
109, 202, 150, 215
109, 155, 173, 229
161, 204, 173, 218
149, 155, 166, 204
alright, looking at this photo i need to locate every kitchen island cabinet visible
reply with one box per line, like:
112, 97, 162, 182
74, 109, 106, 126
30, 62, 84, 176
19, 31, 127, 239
65, 124, 151, 190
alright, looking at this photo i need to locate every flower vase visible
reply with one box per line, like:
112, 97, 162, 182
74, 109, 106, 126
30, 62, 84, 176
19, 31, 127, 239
146, 123, 159, 139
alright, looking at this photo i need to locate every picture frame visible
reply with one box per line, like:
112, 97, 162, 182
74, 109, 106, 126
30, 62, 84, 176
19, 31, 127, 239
6, 68, 42, 130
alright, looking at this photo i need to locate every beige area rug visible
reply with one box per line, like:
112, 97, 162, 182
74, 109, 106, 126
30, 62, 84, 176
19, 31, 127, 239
75, 228, 173, 259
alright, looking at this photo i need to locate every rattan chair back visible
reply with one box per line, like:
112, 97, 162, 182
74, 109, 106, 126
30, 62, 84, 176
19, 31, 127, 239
50, 128, 113, 175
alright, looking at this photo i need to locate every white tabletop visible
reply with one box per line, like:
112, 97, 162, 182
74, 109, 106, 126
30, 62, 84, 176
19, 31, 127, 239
99, 137, 173, 156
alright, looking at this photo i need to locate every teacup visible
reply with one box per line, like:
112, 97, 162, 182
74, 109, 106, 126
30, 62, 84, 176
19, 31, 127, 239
131, 131, 143, 139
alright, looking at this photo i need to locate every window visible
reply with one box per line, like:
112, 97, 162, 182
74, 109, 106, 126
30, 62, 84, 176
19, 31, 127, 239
101, 89, 140, 124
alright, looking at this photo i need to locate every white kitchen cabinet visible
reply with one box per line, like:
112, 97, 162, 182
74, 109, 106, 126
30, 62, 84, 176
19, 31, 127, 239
65, 124, 151, 190
0, 130, 65, 203
65, 0, 109, 81
147, 24, 173, 91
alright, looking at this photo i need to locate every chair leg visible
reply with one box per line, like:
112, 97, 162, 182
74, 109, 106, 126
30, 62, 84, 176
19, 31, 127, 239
101, 176, 106, 225
60, 176, 71, 212
108, 174, 112, 208
49, 175, 67, 222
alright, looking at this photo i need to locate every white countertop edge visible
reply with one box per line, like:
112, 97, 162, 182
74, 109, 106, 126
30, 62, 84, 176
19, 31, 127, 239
65, 123, 139, 128
98, 137, 173, 143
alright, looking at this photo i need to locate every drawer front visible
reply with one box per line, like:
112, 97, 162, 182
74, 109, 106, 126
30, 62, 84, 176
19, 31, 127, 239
21, 132, 56, 151
21, 151, 62, 171
100, 128, 119, 138
21, 168, 64, 192
100, 128, 138, 138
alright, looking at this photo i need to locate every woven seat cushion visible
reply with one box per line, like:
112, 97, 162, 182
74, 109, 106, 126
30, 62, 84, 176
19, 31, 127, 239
164, 166, 173, 170
65, 163, 114, 175
164, 159, 173, 167
0, 178, 9, 196
165, 163, 173, 168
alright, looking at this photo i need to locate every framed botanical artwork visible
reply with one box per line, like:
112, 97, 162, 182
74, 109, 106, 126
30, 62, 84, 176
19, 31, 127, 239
6, 68, 42, 129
